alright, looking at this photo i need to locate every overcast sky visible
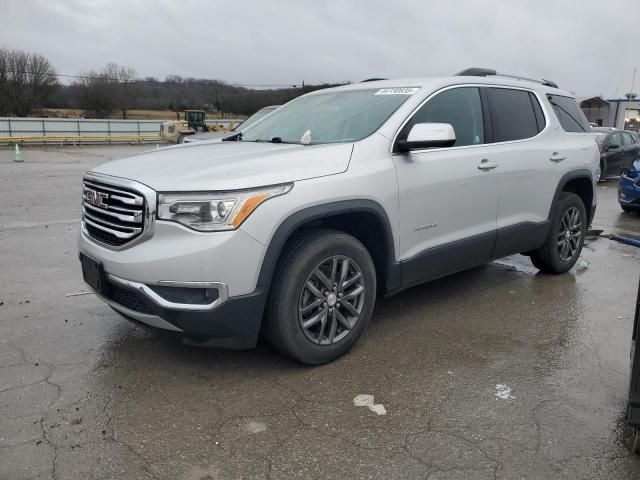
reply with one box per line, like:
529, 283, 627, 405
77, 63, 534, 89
2, 0, 638, 98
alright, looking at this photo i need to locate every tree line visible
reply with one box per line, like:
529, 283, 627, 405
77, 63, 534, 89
0, 48, 345, 118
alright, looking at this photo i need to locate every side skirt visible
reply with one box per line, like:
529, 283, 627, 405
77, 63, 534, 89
398, 231, 496, 291
492, 221, 550, 259
389, 221, 550, 294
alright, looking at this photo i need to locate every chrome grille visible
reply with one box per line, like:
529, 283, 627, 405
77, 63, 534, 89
82, 178, 145, 247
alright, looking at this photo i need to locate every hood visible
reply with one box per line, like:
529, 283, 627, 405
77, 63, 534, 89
185, 131, 233, 142
92, 141, 354, 191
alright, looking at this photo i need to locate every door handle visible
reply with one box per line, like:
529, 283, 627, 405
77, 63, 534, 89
477, 159, 498, 171
550, 152, 566, 162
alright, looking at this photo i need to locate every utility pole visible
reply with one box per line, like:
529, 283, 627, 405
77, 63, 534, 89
625, 68, 637, 129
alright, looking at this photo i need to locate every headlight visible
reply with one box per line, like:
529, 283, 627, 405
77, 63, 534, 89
158, 184, 292, 231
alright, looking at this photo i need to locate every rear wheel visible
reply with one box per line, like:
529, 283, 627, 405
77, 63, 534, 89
622, 205, 638, 213
177, 134, 186, 144
530, 192, 586, 274
264, 229, 376, 365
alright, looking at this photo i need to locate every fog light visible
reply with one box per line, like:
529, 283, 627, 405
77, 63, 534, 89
148, 285, 220, 306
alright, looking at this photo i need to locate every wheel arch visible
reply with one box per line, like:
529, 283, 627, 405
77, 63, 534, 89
550, 170, 595, 226
255, 200, 400, 297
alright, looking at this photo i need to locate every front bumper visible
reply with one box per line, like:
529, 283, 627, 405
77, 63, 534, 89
84, 267, 266, 347
78, 220, 269, 348
618, 175, 640, 207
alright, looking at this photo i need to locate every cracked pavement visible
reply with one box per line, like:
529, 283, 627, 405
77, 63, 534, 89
1, 145, 640, 479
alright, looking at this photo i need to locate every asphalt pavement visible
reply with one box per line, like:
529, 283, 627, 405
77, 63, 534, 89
1, 145, 639, 479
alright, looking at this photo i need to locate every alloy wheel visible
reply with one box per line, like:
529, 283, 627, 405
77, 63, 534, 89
298, 255, 366, 345
557, 206, 582, 262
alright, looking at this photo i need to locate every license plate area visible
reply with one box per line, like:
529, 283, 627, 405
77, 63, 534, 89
80, 254, 108, 294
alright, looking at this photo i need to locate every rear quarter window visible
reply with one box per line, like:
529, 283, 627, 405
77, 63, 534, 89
487, 88, 543, 142
547, 94, 590, 133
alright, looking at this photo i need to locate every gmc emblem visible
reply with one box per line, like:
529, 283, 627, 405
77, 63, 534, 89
85, 188, 109, 208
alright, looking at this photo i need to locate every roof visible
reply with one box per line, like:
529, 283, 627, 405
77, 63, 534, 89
322, 76, 571, 97
579, 97, 610, 108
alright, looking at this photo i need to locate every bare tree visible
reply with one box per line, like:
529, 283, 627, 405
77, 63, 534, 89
104, 63, 136, 119
0, 50, 8, 115
77, 70, 115, 118
77, 63, 136, 118
0, 48, 58, 116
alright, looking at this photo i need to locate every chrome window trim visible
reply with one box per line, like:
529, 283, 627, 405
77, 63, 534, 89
390, 83, 551, 155
82, 172, 156, 251
107, 274, 229, 311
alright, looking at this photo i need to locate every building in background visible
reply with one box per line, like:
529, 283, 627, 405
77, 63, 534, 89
580, 95, 639, 131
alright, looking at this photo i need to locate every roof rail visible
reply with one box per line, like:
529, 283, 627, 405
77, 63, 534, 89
456, 67, 558, 89
360, 78, 387, 82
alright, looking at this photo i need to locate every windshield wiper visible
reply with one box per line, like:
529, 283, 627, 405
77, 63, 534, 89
222, 132, 242, 142
253, 137, 300, 145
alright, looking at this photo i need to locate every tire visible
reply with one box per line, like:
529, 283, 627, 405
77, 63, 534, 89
622, 205, 638, 214
264, 229, 376, 365
530, 192, 587, 274
177, 134, 185, 144
633, 428, 640, 455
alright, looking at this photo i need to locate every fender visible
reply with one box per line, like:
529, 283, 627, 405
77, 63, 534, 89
255, 199, 400, 295
548, 169, 596, 224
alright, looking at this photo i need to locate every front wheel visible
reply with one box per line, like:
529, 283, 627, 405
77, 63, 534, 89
264, 229, 376, 365
530, 192, 586, 274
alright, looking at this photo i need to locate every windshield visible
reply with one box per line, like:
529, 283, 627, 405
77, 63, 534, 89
237, 106, 277, 131
240, 88, 418, 144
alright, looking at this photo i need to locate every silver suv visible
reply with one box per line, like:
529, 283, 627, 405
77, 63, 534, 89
79, 68, 599, 364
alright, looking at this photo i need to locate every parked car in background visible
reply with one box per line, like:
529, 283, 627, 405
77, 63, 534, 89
619, 159, 640, 213
184, 105, 280, 143
594, 129, 640, 180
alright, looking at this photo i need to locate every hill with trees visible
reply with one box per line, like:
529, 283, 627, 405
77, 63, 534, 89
0, 48, 346, 118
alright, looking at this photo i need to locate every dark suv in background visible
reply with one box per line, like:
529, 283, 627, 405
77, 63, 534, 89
594, 129, 640, 180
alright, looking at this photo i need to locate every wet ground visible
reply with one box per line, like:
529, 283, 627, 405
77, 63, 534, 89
1, 145, 639, 480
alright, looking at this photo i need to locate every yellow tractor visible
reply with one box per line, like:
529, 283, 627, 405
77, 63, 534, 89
160, 110, 211, 144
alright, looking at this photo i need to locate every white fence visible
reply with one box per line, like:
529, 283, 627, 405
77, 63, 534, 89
0, 117, 242, 140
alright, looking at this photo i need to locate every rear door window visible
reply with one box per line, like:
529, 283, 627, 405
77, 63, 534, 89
529, 92, 546, 132
487, 88, 542, 142
547, 95, 590, 132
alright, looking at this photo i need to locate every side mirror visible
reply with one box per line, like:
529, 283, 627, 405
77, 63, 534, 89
607, 143, 620, 151
397, 123, 456, 152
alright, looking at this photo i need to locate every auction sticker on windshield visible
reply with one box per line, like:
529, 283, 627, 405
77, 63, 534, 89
374, 88, 419, 95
